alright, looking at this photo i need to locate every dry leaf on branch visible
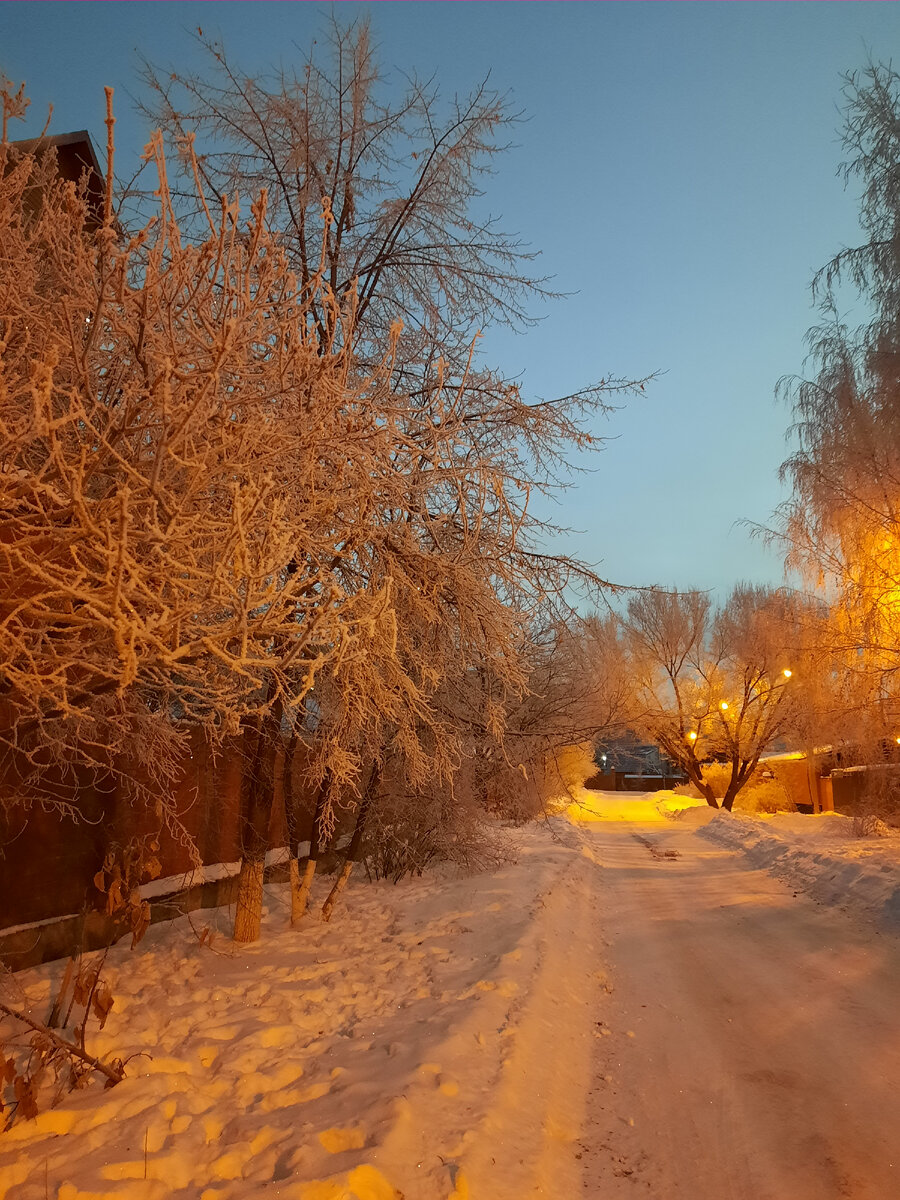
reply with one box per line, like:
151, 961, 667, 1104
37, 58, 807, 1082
12, 1073, 39, 1122
91, 984, 114, 1030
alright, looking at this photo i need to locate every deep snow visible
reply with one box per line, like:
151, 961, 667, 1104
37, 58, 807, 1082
2, 791, 899, 1199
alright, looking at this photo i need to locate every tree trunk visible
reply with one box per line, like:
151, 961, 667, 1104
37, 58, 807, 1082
686, 762, 718, 808
282, 733, 316, 924
321, 762, 381, 923
291, 778, 330, 924
672, 743, 718, 808
722, 764, 749, 812
721, 766, 740, 812
292, 854, 318, 924
321, 859, 354, 923
281, 732, 307, 924
282, 734, 299, 855
699, 781, 719, 808
233, 695, 282, 944
233, 857, 265, 943
721, 753, 750, 813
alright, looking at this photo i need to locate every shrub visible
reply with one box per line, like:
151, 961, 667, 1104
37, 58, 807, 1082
363, 765, 512, 882
855, 767, 900, 829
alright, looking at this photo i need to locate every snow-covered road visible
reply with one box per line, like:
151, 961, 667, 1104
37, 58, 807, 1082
2, 791, 899, 1199
573, 796, 900, 1200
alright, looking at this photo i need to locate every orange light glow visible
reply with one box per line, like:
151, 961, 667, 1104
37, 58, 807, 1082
782, 668, 793, 678
688, 731, 698, 741
720, 701, 729, 711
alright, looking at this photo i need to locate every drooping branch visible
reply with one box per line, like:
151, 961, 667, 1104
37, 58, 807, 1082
0, 1002, 124, 1088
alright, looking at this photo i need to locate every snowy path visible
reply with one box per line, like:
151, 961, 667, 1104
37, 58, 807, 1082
2, 793, 899, 1199
573, 796, 900, 1200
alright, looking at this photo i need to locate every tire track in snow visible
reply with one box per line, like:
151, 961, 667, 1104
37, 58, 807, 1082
455, 851, 608, 1198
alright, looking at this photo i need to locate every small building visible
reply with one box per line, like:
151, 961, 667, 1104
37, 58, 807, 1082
591, 734, 687, 792
9, 129, 105, 231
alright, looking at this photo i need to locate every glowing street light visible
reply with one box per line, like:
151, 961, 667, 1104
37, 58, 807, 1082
688, 731, 698, 741
720, 701, 729, 711
782, 668, 793, 678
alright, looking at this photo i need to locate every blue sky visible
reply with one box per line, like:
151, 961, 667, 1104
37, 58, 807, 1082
2, 2, 897, 596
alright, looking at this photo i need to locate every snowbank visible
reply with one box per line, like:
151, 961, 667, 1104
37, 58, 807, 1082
698, 810, 900, 931
652, 789, 717, 822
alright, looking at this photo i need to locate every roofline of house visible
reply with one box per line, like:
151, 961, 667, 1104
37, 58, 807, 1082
9, 130, 104, 179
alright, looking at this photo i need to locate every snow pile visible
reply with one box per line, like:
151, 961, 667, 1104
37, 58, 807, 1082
567, 787, 709, 825
652, 790, 716, 821
698, 811, 900, 931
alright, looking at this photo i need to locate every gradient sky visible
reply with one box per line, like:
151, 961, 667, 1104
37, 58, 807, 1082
3, 2, 898, 596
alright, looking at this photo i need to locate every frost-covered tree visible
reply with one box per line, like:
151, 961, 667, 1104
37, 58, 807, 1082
474, 614, 632, 820
138, 18, 543, 366
621, 587, 796, 810
282, 390, 636, 921
3, 45, 646, 942
0, 89, 399, 854
136, 23, 648, 931
778, 62, 900, 738
136, 17, 640, 510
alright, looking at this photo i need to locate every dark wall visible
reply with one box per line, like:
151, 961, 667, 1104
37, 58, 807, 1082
0, 732, 319, 932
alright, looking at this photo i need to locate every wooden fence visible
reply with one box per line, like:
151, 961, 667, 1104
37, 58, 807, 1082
0, 730, 321, 959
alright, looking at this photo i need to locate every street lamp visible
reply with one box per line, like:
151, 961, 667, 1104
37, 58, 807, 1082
782, 668, 793, 678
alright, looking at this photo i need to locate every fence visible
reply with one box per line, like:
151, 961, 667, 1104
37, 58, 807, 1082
0, 731, 322, 963
584, 770, 687, 793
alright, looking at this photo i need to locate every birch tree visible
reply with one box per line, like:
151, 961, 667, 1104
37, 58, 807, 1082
778, 62, 900, 743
